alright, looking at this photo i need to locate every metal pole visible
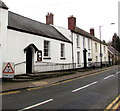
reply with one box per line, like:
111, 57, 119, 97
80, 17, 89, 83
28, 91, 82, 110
99, 23, 115, 68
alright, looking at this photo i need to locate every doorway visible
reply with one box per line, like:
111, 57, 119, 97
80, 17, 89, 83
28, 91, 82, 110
26, 47, 33, 74
83, 48, 87, 68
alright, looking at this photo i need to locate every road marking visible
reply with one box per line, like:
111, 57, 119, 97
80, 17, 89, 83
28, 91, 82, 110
20, 69, 110, 91
0, 91, 21, 96
72, 81, 98, 93
1, 66, 117, 95
52, 69, 110, 86
104, 95, 120, 111
115, 71, 120, 75
104, 75, 114, 80
18, 99, 53, 111
112, 101, 120, 111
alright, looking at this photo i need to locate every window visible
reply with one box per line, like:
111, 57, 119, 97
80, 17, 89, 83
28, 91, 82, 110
83, 37, 86, 48
88, 53, 90, 57
104, 46, 106, 54
76, 35, 80, 48
104, 57, 106, 61
96, 56, 98, 62
61, 43, 65, 58
95, 43, 97, 52
88, 38, 90, 49
44, 40, 50, 57
77, 52, 80, 64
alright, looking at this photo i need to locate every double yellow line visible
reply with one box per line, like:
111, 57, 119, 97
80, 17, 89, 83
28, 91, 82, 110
1, 65, 118, 95
27, 69, 110, 91
104, 95, 120, 111
0, 91, 21, 96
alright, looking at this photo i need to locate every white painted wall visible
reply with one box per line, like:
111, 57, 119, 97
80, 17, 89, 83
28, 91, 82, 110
72, 33, 92, 68
53, 25, 72, 41
6, 29, 72, 75
53, 26, 92, 68
0, 8, 8, 78
92, 40, 108, 65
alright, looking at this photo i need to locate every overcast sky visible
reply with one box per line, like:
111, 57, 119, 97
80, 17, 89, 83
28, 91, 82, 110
3, 0, 119, 42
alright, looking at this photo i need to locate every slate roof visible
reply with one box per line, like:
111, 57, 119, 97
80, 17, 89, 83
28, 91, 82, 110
72, 26, 107, 45
74, 27, 93, 39
8, 11, 71, 43
0, 1, 8, 9
108, 46, 120, 56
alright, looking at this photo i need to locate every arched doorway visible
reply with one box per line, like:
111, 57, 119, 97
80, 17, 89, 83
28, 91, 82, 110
26, 47, 33, 74
24, 44, 39, 74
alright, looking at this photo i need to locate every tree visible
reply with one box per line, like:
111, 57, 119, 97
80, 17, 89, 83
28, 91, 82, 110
112, 33, 120, 53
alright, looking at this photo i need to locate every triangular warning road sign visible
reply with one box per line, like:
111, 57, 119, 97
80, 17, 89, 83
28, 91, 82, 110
3, 62, 14, 73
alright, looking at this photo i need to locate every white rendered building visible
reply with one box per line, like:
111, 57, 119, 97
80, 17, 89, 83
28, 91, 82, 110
0, 2, 73, 77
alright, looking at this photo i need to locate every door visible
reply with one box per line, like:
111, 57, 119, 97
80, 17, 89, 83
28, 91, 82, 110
83, 48, 87, 68
26, 47, 32, 74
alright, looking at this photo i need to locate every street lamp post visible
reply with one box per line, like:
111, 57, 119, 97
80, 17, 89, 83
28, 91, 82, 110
99, 23, 115, 68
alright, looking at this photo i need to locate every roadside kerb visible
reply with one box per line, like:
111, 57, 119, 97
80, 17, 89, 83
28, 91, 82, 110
1, 66, 118, 94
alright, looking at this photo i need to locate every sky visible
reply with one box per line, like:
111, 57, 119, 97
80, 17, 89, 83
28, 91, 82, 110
2, 0, 119, 42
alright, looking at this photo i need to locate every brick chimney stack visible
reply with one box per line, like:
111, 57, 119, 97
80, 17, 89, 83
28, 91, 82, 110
46, 13, 54, 25
90, 28, 95, 36
68, 15, 76, 31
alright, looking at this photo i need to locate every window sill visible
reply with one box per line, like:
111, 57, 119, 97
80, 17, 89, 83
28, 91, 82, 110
43, 57, 51, 60
60, 58, 66, 60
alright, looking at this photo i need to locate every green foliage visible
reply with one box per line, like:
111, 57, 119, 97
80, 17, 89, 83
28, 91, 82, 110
112, 33, 120, 53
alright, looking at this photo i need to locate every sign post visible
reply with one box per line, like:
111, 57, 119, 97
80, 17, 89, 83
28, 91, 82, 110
2, 62, 14, 78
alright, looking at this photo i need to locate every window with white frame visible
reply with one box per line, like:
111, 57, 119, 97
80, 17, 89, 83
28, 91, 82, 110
83, 37, 85, 48
76, 35, 80, 48
104, 57, 106, 61
95, 43, 97, 52
88, 38, 90, 49
77, 52, 80, 64
96, 56, 98, 62
61, 43, 65, 58
44, 40, 50, 57
88, 53, 90, 57
104, 46, 106, 54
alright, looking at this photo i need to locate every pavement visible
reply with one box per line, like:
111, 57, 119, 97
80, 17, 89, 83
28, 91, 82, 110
1, 65, 118, 93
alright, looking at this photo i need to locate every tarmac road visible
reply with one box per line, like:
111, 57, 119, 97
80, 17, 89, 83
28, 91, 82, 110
2, 67, 119, 110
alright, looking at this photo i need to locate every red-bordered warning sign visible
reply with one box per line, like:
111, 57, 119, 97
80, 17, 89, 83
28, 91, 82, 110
3, 62, 14, 73
2, 62, 14, 78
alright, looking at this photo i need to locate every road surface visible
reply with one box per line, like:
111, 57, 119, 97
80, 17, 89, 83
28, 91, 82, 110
2, 66, 120, 110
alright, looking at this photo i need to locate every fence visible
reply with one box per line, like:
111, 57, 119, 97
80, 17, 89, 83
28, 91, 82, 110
34, 63, 76, 73
88, 61, 109, 68
14, 61, 110, 75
